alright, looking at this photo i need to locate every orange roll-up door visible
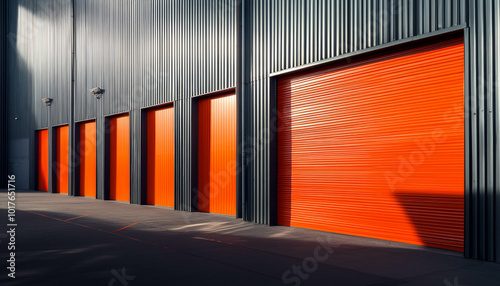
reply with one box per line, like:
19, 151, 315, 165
109, 115, 130, 202
56, 125, 69, 194
277, 38, 464, 251
80, 121, 96, 198
147, 106, 175, 207
37, 129, 49, 191
198, 93, 236, 215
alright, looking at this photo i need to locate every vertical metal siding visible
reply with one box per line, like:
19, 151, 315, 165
6, 0, 71, 190
465, 0, 500, 262
175, 98, 195, 212
29, 0, 72, 127
71, 0, 237, 210
74, 0, 236, 122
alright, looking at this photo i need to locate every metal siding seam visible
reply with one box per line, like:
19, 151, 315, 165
464, 26, 471, 259
477, 0, 486, 260
484, 0, 495, 261
495, 0, 500, 263
468, 0, 479, 259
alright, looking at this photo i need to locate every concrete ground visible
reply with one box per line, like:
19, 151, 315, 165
0, 191, 499, 286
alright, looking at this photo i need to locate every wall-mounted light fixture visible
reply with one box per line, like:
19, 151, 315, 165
89, 87, 105, 99
42, 98, 53, 106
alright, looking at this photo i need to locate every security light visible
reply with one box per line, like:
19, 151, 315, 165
42, 98, 53, 106
89, 87, 105, 99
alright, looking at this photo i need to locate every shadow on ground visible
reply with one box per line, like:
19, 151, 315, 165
0, 191, 498, 286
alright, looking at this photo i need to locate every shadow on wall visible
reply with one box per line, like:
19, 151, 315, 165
6, 11, 34, 191
6, 0, 72, 190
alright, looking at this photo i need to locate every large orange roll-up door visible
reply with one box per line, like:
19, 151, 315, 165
37, 129, 49, 191
80, 121, 96, 198
109, 115, 130, 202
277, 38, 464, 251
198, 93, 236, 215
147, 106, 175, 207
56, 126, 69, 194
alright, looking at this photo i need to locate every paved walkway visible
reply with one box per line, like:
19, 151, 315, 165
0, 191, 499, 285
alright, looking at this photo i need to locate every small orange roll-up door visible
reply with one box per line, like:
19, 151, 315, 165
56, 126, 69, 194
147, 106, 175, 207
37, 129, 49, 191
109, 115, 130, 202
277, 38, 464, 251
198, 93, 237, 215
80, 121, 96, 198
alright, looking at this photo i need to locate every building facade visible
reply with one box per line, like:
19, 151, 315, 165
1, 0, 499, 262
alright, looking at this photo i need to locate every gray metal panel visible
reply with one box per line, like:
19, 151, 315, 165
262, 0, 467, 81
6, 0, 35, 190
495, 0, 500, 264
73, 0, 236, 121
464, 0, 500, 263
174, 98, 195, 212
129, 108, 141, 204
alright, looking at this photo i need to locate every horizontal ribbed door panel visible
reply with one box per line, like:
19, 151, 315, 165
147, 106, 175, 207
37, 129, 49, 192
109, 115, 130, 202
277, 38, 464, 251
56, 125, 69, 194
80, 121, 96, 198
198, 93, 237, 215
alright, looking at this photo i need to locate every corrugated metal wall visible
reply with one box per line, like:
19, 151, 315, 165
72, 0, 236, 207
3, 0, 499, 262
465, 0, 500, 263
175, 98, 196, 211
9, 0, 72, 128
74, 0, 236, 121
6, 0, 72, 190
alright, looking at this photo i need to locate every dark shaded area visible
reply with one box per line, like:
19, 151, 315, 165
0, 191, 499, 286
394, 192, 464, 251
197, 97, 212, 212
